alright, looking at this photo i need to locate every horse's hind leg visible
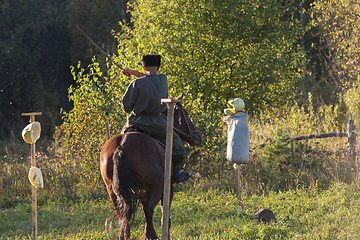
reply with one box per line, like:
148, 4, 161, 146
106, 186, 129, 240
140, 187, 163, 239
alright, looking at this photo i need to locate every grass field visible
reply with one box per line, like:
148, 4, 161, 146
2, 101, 360, 239
1, 182, 359, 239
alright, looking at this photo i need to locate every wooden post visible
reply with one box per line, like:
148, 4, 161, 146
234, 163, 242, 201
21, 112, 42, 240
161, 98, 181, 240
104, 111, 110, 140
347, 120, 357, 182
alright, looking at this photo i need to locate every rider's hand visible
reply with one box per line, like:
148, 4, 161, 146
121, 68, 131, 78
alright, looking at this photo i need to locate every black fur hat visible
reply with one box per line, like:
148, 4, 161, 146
141, 54, 161, 66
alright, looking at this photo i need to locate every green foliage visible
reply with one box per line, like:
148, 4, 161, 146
240, 99, 353, 195
246, 138, 336, 193
3, 2, 360, 238
342, 77, 360, 129
121, 0, 304, 115
61, 59, 129, 184
306, 0, 360, 105
3, 76, 357, 210
0, 134, 108, 210
60, 0, 306, 184
1, 95, 359, 239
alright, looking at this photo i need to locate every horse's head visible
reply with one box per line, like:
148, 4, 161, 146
172, 93, 202, 147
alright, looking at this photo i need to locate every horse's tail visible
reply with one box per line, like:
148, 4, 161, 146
112, 146, 139, 225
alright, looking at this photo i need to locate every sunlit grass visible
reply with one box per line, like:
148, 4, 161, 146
2, 95, 360, 239
1, 183, 359, 239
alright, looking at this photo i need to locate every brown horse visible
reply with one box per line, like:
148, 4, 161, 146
100, 96, 201, 240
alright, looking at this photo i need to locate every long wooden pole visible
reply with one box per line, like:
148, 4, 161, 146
22, 112, 42, 240
30, 115, 37, 240
257, 132, 348, 149
235, 164, 241, 201
161, 98, 180, 240
104, 111, 110, 140
347, 120, 357, 182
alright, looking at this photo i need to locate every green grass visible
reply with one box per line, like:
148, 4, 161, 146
2, 100, 360, 239
1, 198, 111, 239
1, 183, 359, 239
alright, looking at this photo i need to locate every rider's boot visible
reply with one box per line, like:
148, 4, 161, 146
172, 164, 191, 183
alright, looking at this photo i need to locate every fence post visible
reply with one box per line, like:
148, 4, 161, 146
347, 120, 357, 182
21, 112, 42, 240
104, 111, 110, 140
161, 97, 181, 240
234, 164, 242, 201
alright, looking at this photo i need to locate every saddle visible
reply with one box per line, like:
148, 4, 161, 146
123, 124, 148, 134
123, 124, 165, 148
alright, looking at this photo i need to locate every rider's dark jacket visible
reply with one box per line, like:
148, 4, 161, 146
121, 74, 186, 164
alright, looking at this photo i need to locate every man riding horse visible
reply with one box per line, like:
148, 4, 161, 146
121, 54, 191, 183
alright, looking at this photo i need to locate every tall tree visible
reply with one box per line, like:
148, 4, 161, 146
116, 0, 305, 115
62, 0, 306, 175
66, 0, 130, 66
307, 0, 360, 105
0, 0, 73, 139
0, 0, 129, 139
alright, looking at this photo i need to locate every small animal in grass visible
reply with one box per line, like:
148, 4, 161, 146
254, 208, 276, 223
